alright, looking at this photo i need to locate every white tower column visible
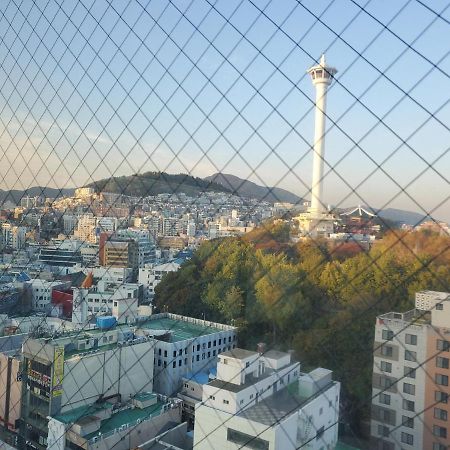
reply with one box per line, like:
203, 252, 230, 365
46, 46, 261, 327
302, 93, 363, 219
307, 55, 337, 214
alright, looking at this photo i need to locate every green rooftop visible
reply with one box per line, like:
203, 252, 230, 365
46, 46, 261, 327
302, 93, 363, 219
84, 401, 165, 441
140, 317, 221, 342
55, 402, 113, 424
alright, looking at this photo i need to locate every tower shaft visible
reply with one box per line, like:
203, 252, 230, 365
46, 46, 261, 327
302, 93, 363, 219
310, 82, 328, 214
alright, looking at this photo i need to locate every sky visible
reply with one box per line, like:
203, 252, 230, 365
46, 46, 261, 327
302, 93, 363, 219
0, 0, 448, 221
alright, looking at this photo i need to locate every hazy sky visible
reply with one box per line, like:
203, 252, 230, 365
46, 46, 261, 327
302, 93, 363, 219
0, 0, 448, 221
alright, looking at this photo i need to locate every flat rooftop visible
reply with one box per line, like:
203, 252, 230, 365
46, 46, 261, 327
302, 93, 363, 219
220, 348, 257, 360
140, 317, 223, 342
238, 380, 337, 426
263, 350, 288, 360
84, 401, 165, 441
55, 402, 113, 425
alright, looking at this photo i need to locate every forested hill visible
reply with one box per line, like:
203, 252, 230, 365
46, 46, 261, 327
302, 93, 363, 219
86, 172, 231, 197
154, 224, 450, 432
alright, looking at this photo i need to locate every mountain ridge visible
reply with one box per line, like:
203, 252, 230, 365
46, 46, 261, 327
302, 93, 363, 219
204, 173, 303, 204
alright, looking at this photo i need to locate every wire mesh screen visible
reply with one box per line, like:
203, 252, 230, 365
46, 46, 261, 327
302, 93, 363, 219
0, 1, 448, 449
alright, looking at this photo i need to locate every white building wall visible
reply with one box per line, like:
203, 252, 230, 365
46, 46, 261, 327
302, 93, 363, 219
371, 318, 427, 450
61, 341, 154, 412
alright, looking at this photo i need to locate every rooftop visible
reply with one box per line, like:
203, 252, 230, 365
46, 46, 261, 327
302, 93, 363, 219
84, 401, 166, 441
238, 379, 337, 426
55, 402, 113, 425
140, 316, 224, 342
220, 348, 257, 360
263, 350, 288, 360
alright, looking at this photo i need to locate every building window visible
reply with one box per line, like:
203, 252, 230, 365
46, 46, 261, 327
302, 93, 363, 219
437, 340, 450, 351
436, 374, 449, 386
434, 408, 448, 421
379, 393, 391, 405
433, 425, 447, 438
377, 425, 389, 437
403, 383, 415, 395
381, 346, 393, 357
435, 391, 449, 403
405, 334, 417, 345
437, 356, 450, 369
403, 399, 415, 412
404, 367, 416, 379
402, 416, 414, 428
404, 350, 416, 361
382, 329, 394, 341
433, 443, 448, 450
401, 432, 414, 445
436, 303, 444, 310
223, 400, 229, 405
226, 429, 269, 450
380, 361, 392, 373
209, 396, 215, 400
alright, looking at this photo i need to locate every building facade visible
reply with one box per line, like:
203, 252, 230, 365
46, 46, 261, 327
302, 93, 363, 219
371, 290, 450, 450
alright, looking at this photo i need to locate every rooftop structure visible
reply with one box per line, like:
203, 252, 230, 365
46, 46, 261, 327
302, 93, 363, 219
194, 347, 340, 450
48, 394, 182, 450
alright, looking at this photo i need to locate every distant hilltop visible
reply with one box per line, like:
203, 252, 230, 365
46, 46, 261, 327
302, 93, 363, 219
84, 171, 230, 198
204, 173, 303, 204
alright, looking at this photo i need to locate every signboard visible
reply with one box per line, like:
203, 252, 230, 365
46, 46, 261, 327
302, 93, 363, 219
51, 347, 64, 397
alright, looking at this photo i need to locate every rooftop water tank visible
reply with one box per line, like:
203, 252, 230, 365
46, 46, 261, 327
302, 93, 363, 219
96, 316, 117, 330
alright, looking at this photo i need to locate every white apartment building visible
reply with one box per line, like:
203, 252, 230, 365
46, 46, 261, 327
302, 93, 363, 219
1, 224, 27, 249
194, 348, 340, 450
30, 279, 68, 312
371, 290, 450, 450
82, 280, 141, 322
134, 313, 237, 397
138, 261, 181, 301
74, 214, 97, 243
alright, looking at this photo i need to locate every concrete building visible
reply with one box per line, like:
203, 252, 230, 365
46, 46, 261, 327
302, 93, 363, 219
38, 240, 83, 271
138, 261, 181, 301
74, 214, 98, 243
0, 334, 27, 431
1, 224, 27, 249
47, 393, 182, 450
371, 290, 450, 450
134, 313, 237, 397
20, 327, 155, 449
194, 348, 340, 450
62, 215, 78, 235
30, 280, 68, 312
71, 280, 141, 324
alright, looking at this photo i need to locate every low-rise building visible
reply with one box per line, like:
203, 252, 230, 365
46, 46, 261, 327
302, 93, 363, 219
20, 328, 155, 448
194, 348, 340, 450
138, 261, 181, 301
47, 393, 182, 450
